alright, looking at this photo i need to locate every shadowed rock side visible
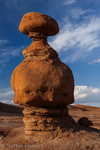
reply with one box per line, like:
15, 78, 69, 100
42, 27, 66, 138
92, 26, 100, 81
78, 117, 93, 126
0, 102, 23, 116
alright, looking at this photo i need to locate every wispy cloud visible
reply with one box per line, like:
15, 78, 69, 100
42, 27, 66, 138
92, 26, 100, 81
94, 59, 100, 63
0, 89, 14, 97
88, 58, 100, 64
1, 100, 14, 104
0, 44, 24, 68
0, 87, 14, 104
0, 87, 14, 96
49, 16, 100, 62
70, 8, 94, 19
74, 85, 100, 106
0, 39, 8, 46
63, 0, 76, 5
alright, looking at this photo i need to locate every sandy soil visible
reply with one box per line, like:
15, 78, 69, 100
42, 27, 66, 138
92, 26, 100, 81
0, 102, 100, 150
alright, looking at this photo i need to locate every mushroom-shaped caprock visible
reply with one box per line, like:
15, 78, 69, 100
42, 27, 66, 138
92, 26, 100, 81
19, 12, 59, 36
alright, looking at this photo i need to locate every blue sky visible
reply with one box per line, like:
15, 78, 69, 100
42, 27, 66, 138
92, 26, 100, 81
0, 0, 100, 107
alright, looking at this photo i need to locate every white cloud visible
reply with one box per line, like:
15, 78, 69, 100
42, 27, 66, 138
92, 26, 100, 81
95, 59, 100, 63
63, 0, 76, 5
74, 85, 100, 106
0, 87, 14, 98
89, 58, 100, 64
0, 89, 14, 97
70, 8, 94, 19
0, 39, 25, 73
0, 39, 8, 46
1, 100, 14, 104
77, 93, 88, 99
0, 45, 24, 69
49, 16, 100, 62
0, 88, 14, 104
0, 87, 18, 104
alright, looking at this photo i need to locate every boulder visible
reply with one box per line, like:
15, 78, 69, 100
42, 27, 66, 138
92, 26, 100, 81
78, 117, 93, 126
19, 12, 59, 36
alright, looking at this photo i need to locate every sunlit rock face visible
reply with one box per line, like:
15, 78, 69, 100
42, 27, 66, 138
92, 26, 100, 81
11, 12, 75, 136
11, 59, 74, 107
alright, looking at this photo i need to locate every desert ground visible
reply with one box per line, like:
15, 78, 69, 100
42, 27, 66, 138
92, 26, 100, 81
0, 102, 100, 150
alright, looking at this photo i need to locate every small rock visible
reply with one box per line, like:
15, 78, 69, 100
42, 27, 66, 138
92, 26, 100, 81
78, 117, 93, 126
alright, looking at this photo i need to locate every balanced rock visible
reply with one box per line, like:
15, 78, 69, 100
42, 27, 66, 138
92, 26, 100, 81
11, 12, 74, 107
78, 117, 93, 127
19, 12, 59, 36
11, 12, 76, 137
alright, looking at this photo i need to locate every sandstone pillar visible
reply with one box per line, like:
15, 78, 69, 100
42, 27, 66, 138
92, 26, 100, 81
11, 12, 76, 137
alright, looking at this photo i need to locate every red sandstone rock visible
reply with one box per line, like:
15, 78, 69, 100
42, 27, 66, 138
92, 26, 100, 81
11, 13, 74, 107
11, 59, 74, 107
11, 12, 75, 136
78, 117, 93, 126
19, 12, 59, 36
23, 106, 76, 135
1, 104, 100, 150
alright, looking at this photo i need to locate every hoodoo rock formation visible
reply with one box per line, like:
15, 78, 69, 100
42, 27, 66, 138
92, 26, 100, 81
11, 12, 76, 137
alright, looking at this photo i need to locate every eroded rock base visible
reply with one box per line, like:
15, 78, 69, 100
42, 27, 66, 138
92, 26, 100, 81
23, 106, 77, 137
